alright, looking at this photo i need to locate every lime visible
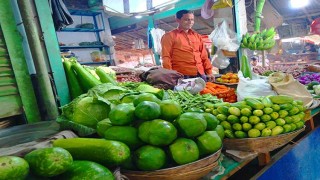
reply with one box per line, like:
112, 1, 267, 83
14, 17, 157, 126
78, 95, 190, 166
134, 145, 166, 170
263, 107, 273, 114
278, 110, 289, 118
253, 110, 264, 117
232, 123, 242, 131
254, 122, 266, 131
266, 121, 277, 129
224, 129, 235, 138
220, 121, 232, 130
292, 115, 301, 123
248, 129, 261, 138
249, 116, 260, 125
212, 109, 219, 116
270, 112, 279, 120
205, 108, 212, 113
271, 126, 284, 136
133, 93, 161, 107
295, 100, 304, 105
216, 114, 227, 121
135, 101, 161, 121
289, 107, 300, 116
214, 125, 225, 140
240, 108, 252, 116
295, 120, 305, 129
240, 116, 249, 123
261, 128, 272, 137
234, 131, 248, 138
138, 119, 177, 146
227, 115, 239, 124
290, 123, 297, 131
261, 114, 271, 122
159, 100, 182, 121
297, 112, 306, 120
203, 113, 219, 130
284, 116, 293, 124
169, 138, 199, 165
275, 118, 286, 126
271, 104, 281, 112
228, 107, 241, 116
109, 103, 135, 125
175, 112, 207, 138
283, 124, 292, 133
242, 123, 252, 132
296, 105, 305, 112
196, 131, 222, 156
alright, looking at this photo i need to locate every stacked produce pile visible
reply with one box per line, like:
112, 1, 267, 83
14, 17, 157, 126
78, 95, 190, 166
200, 82, 237, 103
298, 73, 320, 98
216, 72, 239, 84
253, 64, 306, 78
207, 95, 306, 139
111, 66, 142, 83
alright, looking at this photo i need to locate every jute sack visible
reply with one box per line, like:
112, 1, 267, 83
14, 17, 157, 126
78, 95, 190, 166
268, 72, 313, 107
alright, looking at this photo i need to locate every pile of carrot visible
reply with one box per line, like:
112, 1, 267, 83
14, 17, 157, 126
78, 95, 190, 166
200, 82, 237, 103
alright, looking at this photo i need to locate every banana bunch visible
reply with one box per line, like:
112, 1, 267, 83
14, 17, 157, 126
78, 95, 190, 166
240, 27, 276, 51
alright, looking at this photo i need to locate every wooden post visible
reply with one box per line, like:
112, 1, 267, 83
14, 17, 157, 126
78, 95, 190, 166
262, 50, 266, 67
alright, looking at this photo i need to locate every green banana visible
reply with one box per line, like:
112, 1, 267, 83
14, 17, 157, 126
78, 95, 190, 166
263, 27, 275, 39
242, 35, 248, 46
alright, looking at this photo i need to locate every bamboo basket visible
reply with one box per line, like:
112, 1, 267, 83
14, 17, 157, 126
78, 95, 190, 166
223, 127, 305, 153
122, 148, 221, 180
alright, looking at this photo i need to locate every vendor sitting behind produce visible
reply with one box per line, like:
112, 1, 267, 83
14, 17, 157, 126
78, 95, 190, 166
161, 9, 214, 82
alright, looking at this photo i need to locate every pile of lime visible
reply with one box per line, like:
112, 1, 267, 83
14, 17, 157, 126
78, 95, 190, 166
211, 95, 306, 138
97, 93, 224, 171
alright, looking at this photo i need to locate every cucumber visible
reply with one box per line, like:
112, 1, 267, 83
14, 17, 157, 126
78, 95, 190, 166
72, 62, 101, 91
269, 95, 294, 104
96, 67, 117, 85
245, 98, 264, 110
52, 138, 130, 167
56, 161, 115, 180
261, 96, 273, 108
63, 60, 84, 99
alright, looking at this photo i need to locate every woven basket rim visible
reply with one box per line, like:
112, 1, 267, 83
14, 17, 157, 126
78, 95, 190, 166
224, 126, 305, 141
123, 148, 221, 173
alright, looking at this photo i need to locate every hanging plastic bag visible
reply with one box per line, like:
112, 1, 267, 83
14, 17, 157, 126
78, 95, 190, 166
150, 28, 166, 55
211, 0, 233, 10
237, 71, 277, 101
209, 20, 240, 52
201, 0, 215, 19
211, 49, 230, 69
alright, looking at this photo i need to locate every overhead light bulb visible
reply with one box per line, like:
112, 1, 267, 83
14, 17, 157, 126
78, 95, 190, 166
135, 15, 142, 19
290, 0, 309, 8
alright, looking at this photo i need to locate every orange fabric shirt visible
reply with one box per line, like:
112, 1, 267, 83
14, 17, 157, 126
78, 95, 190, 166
161, 28, 212, 76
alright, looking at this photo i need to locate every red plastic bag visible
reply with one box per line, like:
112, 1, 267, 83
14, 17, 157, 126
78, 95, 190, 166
310, 17, 320, 35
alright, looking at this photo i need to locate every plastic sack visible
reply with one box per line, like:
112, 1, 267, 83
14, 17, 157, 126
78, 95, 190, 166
174, 78, 206, 94
201, 0, 215, 19
236, 71, 277, 101
150, 28, 166, 55
211, 49, 230, 69
268, 72, 313, 107
212, 0, 233, 10
209, 20, 240, 52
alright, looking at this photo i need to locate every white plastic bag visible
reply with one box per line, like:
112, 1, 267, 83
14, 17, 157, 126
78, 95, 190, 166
211, 49, 230, 69
174, 78, 206, 94
236, 71, 277, 101
209, 20, 240, 51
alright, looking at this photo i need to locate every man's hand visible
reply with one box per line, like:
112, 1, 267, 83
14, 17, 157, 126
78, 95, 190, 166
206, 74, 215, 82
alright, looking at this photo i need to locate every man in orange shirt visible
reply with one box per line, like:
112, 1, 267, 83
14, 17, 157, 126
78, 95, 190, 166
161, 9, 214, 82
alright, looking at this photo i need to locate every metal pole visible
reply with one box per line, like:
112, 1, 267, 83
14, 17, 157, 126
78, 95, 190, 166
18, 0, 59, 120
